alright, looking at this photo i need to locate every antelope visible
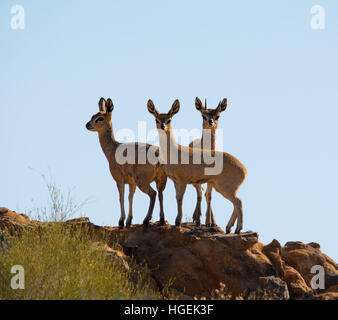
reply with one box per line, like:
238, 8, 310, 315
147, 99, 247, 234
189, 97, 227, 227
86, 98, 167, 228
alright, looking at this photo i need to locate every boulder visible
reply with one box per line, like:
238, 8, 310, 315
262, 239, 284, 277
281, 262, 312, 297
0, 207, 30, 228
258, 276, 290, 300
282, 241, 338, 295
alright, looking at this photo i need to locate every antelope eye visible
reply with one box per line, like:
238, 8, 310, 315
166, 119, 171, 124
95, 117, 104, 123
202, 116, 207, 121
215, 116, 220, 120
155, 119, 160, 124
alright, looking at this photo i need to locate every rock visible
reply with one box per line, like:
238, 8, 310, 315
281, 262, 312, 297
325, 274, 338, 291
263, 239, 284, 277
308, 242, 321, 249
169, 289, 193, 300
311, 292, 338, 300
258, 276, 290, 300
90, 241, 130, 271
107, 224, 276, 298
0, 208, 30, 231
282, 241, 338, 294
65, 217, 91, 224
89, 240, 160, 294
1, 210, 338, 300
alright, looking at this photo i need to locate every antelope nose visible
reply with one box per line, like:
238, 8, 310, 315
86, 122, 91, 129
161, 123, 165, 130
209, 120, 214, 126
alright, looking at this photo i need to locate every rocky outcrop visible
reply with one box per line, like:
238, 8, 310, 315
1, 208, 338, 300
0, 207, 30, 229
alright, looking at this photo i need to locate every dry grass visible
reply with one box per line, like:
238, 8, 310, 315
0, 175, 162, 300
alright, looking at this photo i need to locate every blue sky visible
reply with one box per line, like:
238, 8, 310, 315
1, 1, 337, 261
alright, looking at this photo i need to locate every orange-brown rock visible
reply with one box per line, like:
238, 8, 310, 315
0, 207, 30, 231
108, 224, 274, 298
282, 241, 338, 296
262, 239, 284, 278
281, 262, 312, 297
1, 209, 338, 300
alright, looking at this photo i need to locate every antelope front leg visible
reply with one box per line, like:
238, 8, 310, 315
116, 182, 126, 228
174, 182, 187, 227
205, 183, 215, 227
158, 188, 165, 225
155, 177, 167, 225
126, 183, 136, 227
192, 184, 202, 226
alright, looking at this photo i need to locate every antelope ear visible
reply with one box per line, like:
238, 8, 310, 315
217, 98, 227, 112
106, 98, 114, 113
147, 99, 159, 117
169, 99, 180, 117
98, 97, 107, 114
195, 97, 204, 112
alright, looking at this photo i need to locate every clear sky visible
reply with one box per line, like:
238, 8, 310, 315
1, 1, 337, 261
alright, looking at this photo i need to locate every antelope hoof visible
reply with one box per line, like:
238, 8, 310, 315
143, 219, 150, 228
118, 221, 124, 229
226, 227, 231, 234
234, 228, 241, 234
159, 218, 165, 225
195, 220, 201, 227
126, 218, 132, 228
175, 219, 181, 227
193, 212, 200, 222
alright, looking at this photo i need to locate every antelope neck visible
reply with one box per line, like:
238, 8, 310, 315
98, 122, 119, 161
201, 128, 216, 150
157, 128, 179, 163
